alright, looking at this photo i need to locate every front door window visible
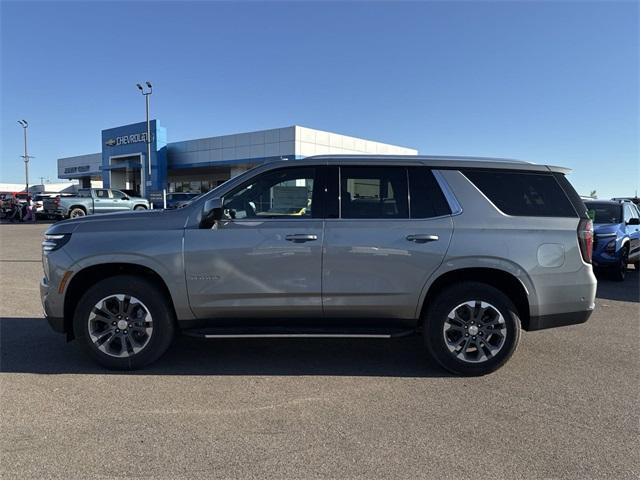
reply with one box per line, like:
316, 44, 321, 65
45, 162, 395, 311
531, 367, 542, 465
223, 167, 316, 219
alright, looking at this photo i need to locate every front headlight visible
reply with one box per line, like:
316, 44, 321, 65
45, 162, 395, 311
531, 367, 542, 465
604, 239, 616, 255
42, 234, 71, 252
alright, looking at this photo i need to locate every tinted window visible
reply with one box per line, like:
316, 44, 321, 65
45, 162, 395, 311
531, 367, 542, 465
408, 167, 451, 218
77, 189, 92, 198
463, 170, 577, 217
95, 189, 110, 199
623, 204, 635, 223
111, 190, 126, 199
340, 167, 408, 219
224, 167, 317, 219
584, 202, 622, 224
552, 173, 589, 219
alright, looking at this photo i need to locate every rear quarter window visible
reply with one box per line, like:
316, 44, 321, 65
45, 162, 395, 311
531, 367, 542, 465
462, 169, 578, 218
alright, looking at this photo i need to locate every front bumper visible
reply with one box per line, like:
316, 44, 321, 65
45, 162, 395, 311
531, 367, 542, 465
592, 253, 621, 268
46, 314, 66, 333
527, 309, 593, 331
40, 276, 67, 334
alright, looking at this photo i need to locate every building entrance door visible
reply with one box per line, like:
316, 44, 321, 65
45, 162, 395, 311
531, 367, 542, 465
109, 155, 142, 195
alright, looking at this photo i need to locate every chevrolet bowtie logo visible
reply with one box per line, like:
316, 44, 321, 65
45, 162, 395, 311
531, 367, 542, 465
105, 138, 116, 146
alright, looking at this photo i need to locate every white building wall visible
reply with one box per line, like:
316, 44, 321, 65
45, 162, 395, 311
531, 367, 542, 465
168, 127, 297, 168
57, 153, 102, 178
294, 126, 417, 158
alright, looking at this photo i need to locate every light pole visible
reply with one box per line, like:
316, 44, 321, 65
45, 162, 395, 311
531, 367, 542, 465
136, 82, 153, 198
17, 120, 32, 193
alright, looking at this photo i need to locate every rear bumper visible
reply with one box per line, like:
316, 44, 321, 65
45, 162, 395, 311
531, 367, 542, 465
43, 209, 66, 216
526, 309, 593, 331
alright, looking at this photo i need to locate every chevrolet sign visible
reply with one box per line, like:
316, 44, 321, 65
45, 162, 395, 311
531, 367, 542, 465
105, 132, 152, 147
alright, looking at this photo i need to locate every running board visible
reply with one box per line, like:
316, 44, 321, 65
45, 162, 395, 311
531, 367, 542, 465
182, 326, 416, 339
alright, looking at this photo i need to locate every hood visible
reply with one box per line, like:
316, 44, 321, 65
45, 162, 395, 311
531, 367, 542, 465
593, 223, 622, 235
45, 208, 190, 235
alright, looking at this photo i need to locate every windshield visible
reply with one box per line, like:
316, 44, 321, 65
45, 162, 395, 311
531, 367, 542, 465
585, 202, 622, 224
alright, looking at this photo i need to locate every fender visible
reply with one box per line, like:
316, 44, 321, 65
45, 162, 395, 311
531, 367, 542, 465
414, 255, 539, 318
66, 253, 194, 321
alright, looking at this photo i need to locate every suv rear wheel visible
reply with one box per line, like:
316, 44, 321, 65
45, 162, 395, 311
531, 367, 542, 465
69, 207, 86, 219
73, 275, 175, 369
424, 282, 521, 376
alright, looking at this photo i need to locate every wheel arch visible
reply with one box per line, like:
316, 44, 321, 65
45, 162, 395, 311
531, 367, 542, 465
418, 267, 532, 330
619, 237, 630, 250
63, 263, 177, 340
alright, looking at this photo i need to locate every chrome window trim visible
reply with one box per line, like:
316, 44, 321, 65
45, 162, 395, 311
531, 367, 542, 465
433, 170, 463, 216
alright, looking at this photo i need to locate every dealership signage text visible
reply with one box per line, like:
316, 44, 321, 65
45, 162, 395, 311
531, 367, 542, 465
105, 133, 152, 147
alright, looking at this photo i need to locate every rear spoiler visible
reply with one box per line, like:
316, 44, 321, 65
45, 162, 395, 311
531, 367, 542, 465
547, 165, 572, 175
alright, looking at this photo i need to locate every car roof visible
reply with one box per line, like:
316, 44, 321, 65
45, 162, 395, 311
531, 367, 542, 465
584, 200, 620, 205
278, 155, 571, 174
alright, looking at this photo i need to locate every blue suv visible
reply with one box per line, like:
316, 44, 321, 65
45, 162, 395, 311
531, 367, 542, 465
584, 200, 640, 280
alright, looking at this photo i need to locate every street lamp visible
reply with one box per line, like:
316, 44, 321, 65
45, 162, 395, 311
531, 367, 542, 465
136, 82, 153, 198
17, 120, 33, 193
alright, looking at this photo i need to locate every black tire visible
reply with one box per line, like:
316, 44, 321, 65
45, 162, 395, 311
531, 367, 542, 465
69, 207, 86, 219
423, 282, 521, 376
610, 246, 628, 282
134, 205, 147, 211
73, 275, 175, 370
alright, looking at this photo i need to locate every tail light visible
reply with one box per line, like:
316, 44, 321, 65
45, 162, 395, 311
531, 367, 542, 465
578, 218, 593, 264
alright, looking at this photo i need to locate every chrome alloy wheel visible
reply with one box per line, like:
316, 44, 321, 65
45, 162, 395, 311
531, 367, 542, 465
443, 300, 507, 363
88, 294, 153, 358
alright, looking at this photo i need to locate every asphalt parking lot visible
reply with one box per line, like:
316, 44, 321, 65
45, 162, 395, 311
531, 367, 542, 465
0, 222, 638, 479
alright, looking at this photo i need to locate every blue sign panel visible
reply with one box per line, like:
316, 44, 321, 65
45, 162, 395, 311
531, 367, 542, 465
101, 120, 167, 197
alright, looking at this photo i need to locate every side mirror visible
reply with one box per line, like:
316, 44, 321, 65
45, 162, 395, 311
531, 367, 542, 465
627, 217, 640, 226
201, 198, 223, 228
122, 196, 129, 201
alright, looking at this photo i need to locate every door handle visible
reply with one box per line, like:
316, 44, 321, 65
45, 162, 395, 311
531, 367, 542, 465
406, 234, 439, 243
285, 234, 318, 243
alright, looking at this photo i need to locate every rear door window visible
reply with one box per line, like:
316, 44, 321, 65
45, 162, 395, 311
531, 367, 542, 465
462, 170, 577, 217
408, 167, 451, 218
340, 167, 408, 219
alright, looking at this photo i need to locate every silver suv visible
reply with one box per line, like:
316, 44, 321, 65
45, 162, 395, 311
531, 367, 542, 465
40, 156, 596, 375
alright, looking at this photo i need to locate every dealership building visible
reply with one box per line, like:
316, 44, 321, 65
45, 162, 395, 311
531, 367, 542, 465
57, 122, 418, 196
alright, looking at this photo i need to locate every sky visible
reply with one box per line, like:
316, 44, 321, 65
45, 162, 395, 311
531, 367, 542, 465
1, 0, 638, 198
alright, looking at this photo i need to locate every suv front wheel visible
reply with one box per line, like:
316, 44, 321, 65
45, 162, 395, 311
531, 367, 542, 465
73, 275, 175, 369
424, 282, 521, 376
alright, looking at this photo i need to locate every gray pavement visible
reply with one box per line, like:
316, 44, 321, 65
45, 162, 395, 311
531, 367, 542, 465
1, 222, 638, 479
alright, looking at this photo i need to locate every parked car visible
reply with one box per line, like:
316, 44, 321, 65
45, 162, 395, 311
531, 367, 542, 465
42, 188, 149, 219
41, 155, 596, 375
33, 193, 73, 219
611, 197, 640, 206
165, 192, 200, 209
584, 199, 640, 280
